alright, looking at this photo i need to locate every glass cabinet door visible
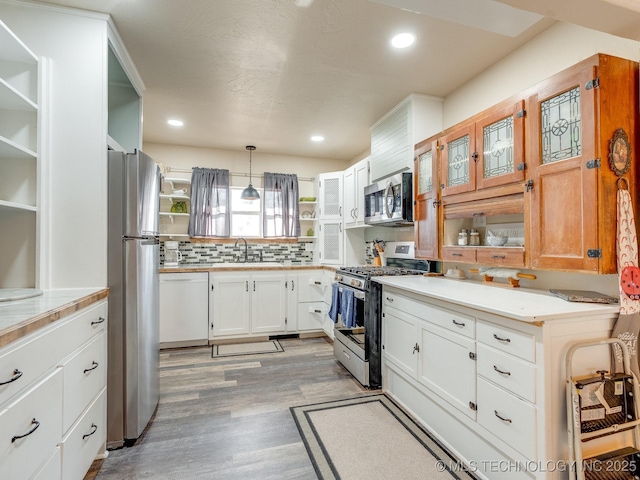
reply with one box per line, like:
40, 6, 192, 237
414, 139, 439, 260
440, 124, 475, 196
475, 101, 525, 190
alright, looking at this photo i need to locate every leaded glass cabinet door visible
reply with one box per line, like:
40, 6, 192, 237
414, 138, 439, 260
440, 124, 475, 197
529, 66, 598, 271
475, 101, 525, 190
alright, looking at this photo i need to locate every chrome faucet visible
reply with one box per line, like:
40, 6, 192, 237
234, 237, 248, 263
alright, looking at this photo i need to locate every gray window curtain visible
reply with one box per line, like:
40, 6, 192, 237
263, 172, 300, 237
188, 167, 230, 237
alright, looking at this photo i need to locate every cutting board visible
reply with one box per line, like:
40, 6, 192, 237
549, 289, 619, 304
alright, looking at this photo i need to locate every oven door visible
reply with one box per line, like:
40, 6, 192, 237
333, 284, 369, 385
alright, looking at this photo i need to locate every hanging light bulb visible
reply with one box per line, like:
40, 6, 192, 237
241, 145, 260, 200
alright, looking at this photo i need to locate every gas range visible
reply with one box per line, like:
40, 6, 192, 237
334, 263, 430, 291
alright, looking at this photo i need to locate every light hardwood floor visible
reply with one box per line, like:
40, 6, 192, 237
86, 337, 373, 479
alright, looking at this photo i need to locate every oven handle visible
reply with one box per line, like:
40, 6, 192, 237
335, 283, 366, 301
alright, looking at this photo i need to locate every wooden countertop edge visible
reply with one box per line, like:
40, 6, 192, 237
160, 265, 336, 273
0, 288, 110, 349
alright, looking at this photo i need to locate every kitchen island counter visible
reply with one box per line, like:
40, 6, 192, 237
373, 275, 619, 324
0, 288, 109, 348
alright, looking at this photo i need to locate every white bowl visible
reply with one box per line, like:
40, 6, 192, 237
487, 235, 508, 246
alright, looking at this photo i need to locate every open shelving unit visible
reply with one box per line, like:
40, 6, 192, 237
159, 176, 191, 239
0, 20, 39, 288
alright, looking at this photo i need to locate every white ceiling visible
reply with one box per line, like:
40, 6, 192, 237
25, 0, 640, 161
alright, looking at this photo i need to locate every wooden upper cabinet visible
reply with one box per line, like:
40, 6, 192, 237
528, 54, 638, 273
440, 101, 525, 199
414, 138, 439, 260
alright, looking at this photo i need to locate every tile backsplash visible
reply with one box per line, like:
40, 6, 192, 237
160, 240, 314, 265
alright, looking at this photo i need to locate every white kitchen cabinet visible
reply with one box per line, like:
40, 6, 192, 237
317, 171, 345, 265
295, 271, 327, 333
251, 273, 287, 334
370, 94, 442, 182
0, 299, 108, 480
379, 278, 617, 480
210, 272, 251, 338
210, 270, 290, 339
159, 272, 209, 348
344, 157, 369, 229
0, 19, 39, 288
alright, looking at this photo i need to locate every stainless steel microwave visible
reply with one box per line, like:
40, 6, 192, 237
364, 172, 413, 226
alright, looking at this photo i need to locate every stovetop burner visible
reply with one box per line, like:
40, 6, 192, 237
338, 266, 425, 278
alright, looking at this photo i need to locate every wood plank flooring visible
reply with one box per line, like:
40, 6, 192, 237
86, 337, 373, 480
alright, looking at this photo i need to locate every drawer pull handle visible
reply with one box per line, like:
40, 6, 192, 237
313, 281, 322, 285
386, 297, 394, 302
452, 253, 463, 257
12, 418, 40, 443
84, 361, 99, 374
452, 319, 466, 327
491, 255, 506, 259
493, 334, 511, 343
83, 423, 98, 440
342, 350, 351, 360
314, 309, 322, 313
493, 365, 511, 376
494, 410, 512, 424
91, 316, 106, 326
0, 368, 23, 385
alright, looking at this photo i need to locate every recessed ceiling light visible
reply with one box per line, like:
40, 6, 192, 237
167, 119, 184, 127
391, 33, 415, 49
311, 135, 324, 142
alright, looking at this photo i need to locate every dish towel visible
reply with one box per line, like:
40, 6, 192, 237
328, 283, 340, 324
341, 288, 357, 329
611, 186, 640, 381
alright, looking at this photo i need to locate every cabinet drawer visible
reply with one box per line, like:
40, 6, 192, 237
61, 388, 106, 480
64, 301, 108, 354
61, 332, 107, 433
385, 294, 475, 339
32, 446, 61, 480
297, 302, 326, 331
297, 273, 326, 302
477, 321, 535, 362
477, 344, 536, 403
0, 368, 63, 480
477, 377, 536, 460
476, 248, 525, 267
442, 246, 476, 263
0, 301, 106, 407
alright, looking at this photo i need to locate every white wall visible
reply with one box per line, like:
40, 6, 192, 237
444, 22, 640, 129
143, 142, 350, 198
0, 2, 109, 289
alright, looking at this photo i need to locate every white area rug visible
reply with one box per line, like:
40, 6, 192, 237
291, 394, 476, 480
211, 339, 283, 358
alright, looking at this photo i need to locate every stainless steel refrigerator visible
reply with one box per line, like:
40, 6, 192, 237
107, 149, 161, 449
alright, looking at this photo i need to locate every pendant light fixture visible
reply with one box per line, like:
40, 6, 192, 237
241, 145, 260, 200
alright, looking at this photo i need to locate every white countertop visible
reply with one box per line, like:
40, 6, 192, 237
373, 276, 620, 324
0, 288, 109, 348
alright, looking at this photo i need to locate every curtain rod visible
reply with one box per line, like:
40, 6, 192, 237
166, 166, 314, 182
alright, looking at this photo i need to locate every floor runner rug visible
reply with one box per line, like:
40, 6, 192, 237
291, 394, 476, 480
211, 339, 283, 357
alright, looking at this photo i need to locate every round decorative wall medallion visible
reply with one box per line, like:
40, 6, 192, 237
609, 128, 631, 176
